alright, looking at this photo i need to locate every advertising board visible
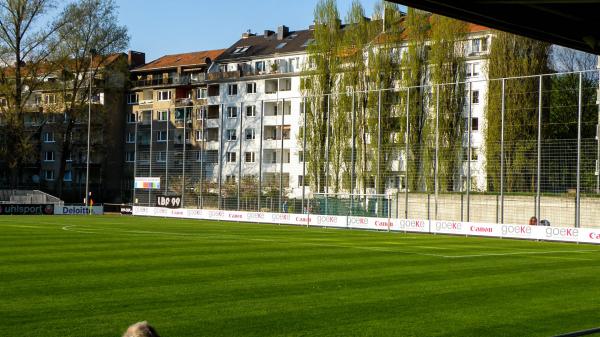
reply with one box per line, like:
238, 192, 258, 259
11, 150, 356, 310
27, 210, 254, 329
55, 205, 104, 215
0, 204, 54, 215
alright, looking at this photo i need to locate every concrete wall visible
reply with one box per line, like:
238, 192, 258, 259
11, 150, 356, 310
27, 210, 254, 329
395, 192, 600, 228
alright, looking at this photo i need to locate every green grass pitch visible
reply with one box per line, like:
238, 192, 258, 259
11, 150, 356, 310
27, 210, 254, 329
2, 215, 600, 337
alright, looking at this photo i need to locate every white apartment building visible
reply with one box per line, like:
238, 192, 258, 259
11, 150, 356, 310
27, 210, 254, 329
127, 22, 492, 206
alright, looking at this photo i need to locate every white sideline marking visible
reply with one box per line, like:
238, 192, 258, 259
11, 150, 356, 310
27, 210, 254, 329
2, 224, 48, 229
57, 224, 600, 260
442, 250, 597, 258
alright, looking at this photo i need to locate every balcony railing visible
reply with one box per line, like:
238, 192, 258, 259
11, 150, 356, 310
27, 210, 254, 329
132, 74, 204, 88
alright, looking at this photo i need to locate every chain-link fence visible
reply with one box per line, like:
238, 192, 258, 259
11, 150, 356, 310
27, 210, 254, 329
131, 69, 600, 228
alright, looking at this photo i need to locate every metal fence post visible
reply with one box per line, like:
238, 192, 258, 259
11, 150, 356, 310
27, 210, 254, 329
377, 89, 382, 212
218, 103, 224, 210
133, 111, 138, 204
165, 109, 169, 194
467, 82, 472, 222
302, 97, 307, 213
435, 84, 439, 220
280, 98, 285, 212
238, 102, 243, 211
350, 90, 356, 214
149, 109, 153, 206
576, 72, 582, 228
537, 75, 542, 222
500, 78, 505, 224
405, 87, 410, 218
325, 94, 330, 214
258, 100, 264, 211
182, 107, 186, 208
199, 107, 205, 209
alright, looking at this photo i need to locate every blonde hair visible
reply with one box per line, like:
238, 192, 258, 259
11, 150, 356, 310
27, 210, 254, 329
122, 321, 160, 337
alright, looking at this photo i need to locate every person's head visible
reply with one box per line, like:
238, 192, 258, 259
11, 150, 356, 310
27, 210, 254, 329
529, 216, 538, 226
122, 321, 160, 337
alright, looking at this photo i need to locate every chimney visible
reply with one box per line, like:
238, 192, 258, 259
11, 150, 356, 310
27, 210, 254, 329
242, 29, 255, 39
264, 30, 275, 38
277, 25, 289, 40
128, 50, 145, 68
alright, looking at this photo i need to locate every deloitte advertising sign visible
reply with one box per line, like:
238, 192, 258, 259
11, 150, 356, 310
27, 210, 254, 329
0, 204, 54, 215
55, 206, 104, 215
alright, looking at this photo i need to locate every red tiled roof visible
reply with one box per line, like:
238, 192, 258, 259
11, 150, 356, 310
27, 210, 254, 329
133, 49, 226, 72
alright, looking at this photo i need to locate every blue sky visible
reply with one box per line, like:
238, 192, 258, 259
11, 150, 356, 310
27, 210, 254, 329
115, 0, 382, 61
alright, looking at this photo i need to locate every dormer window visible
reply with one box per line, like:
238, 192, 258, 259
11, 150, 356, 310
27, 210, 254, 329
276, 42, 287, 49
233, 46, 251, 54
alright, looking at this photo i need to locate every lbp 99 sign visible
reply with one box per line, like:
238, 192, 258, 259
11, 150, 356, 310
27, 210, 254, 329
156, 195, 182, 208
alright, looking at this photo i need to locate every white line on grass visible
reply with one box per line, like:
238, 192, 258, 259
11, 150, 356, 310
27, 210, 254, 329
57, 224, 600, 260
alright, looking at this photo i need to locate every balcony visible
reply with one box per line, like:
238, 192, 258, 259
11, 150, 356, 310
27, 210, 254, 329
132, 74, 198, 88
207, 71, 241, 81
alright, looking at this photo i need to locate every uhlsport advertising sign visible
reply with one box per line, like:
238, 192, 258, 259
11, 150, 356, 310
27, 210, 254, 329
0, 204, 54, 215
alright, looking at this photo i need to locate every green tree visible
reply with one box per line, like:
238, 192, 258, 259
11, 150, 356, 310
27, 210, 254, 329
485, 30, 550, 192
429, 14, 467, 191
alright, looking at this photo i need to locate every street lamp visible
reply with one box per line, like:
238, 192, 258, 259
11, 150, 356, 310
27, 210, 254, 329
85, 48, 97, 208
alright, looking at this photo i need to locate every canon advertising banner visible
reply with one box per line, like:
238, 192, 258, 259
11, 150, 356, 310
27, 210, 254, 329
130, 206, 600, 245
0, 204, 54, 215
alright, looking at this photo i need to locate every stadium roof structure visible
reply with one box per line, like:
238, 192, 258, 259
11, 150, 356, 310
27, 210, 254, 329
389, 0, 600, 55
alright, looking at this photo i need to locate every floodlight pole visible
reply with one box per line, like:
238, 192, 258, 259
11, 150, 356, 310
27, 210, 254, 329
85, 49, 96, 209
500, 79, 505, 224
576, 72, 582, 228
536, 75, 542, 223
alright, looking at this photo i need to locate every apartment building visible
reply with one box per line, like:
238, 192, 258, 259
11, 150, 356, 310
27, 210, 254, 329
124, 49, 225, 204
204, 25, 311, 202
126, 21, 492, 207
0, 53, 130, 202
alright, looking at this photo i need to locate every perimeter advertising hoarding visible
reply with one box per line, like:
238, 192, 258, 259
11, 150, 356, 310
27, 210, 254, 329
131, 206, 599, 245
0, 204, 54, 215
54, 206, 104, 215
134, 177, 161, 190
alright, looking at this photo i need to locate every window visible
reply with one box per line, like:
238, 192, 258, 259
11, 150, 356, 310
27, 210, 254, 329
463, 147, 478, 161
302, 39, 314, 47
157, 131, 167, 142
225, 175, 236, 184
298, 151, 305, 162
472, 117, 479, 131
227, 106, 238, 118
246, 82, 256, 94
126, 152, 135, 162
245, 152, 255, 163
276, 42, 287, 49
227, 84, 238, 96
63, 170, 72, 182
226, 152, 237, 163
466, 63, 480, 77
43, 132, 55, 143
245, 128, 255, 140
35, 95, 42, 106
157, 110, 168, 121
126, 132, 135, 143
226, 129, 237, 141
469, 37, 488, 55
195, 130, 203, 141
246, 105, 256, 117
44, 94, 56, 105
44, 151, 54, 162
471, 90, 480, 104
255, 61, 265, 72
197, 106, 206, 120
127, 112, 136, 123
196, 88, 207, 99
156, 151, 166, 162
127, 93, 138, 104
157, 90, 172, 101
44, 170, 54, 181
